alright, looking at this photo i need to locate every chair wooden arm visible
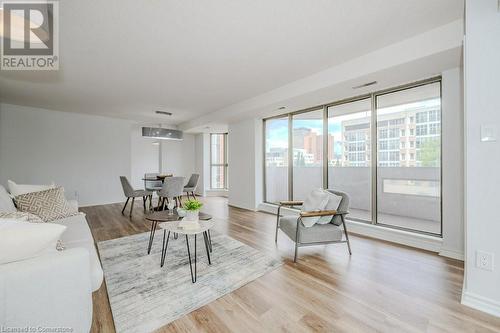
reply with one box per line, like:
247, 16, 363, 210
299, 210, 337, 218
279, 201, 304, 206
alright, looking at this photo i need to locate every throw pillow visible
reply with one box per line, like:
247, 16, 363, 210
8, 180, 56, 197
14, 187, 79, 222
0, 185, 17, 212
317, 190, 343, 224
0, 211, 44, 223
300, 189, 329, 227
0, 219, 66, 264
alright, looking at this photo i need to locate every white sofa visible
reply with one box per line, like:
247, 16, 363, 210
0, 198, 103, 332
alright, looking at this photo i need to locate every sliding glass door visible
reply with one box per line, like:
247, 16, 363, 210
375, 82, 441, 234
292, 109, 324, 200
263, 78, 442, 236
328, 98, 372, 222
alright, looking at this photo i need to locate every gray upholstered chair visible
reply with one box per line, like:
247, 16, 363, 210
157, 176, 185, 210
275, 189, 352, 262
120, 176, 153, 217
183, 174, 199, 200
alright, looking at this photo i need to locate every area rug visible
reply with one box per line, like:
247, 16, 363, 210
97, 226, 282, 333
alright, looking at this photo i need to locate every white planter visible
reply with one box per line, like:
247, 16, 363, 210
185, 210, 199, 221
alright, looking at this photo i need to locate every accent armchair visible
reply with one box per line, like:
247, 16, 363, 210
275, 189, 352, 262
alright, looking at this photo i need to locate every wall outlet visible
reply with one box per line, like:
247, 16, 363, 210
476, 251, 494, 271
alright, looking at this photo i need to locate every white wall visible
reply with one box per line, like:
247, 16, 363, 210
130, 126, 160, 189
194, 133, 210, 196
0, 103, 132, 206
160, 134, 195, 183
228, 118, 262, 210
440, 67, 465, 260
130, 126, 197, 190
462, 0, 500, 317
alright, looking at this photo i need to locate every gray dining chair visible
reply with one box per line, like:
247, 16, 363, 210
157, 176, 185, 210
275, 189, 352, 262
183, 174, 199, 200
120, 176, 153, 217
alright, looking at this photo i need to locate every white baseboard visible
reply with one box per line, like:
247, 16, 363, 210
258, 202, 443, 253
439, 248, 465, 261
462, 291, 500, 318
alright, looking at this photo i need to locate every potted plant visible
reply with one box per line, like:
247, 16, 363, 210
184, 199, 203, 221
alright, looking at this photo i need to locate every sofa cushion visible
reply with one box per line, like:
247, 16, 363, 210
53, 214, 94, 243
15, 187, 79, 222
0, 185, 17, 212
63, 239, 103, 291
317, 191, 342, 224
0, 219, 66, 264
0, 211, 44, 223
279, 216, 343, 243
8, 180, 55, 197
300, 189, 330, 227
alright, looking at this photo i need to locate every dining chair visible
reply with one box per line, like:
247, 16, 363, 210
119, 176, 153, 217
275, 189, 352, 262
157, 176, 185, 210
183, 174, 199, 200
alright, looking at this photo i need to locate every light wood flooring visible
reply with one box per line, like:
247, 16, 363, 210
81, 197, 500, 333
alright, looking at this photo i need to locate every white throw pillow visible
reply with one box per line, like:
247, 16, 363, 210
0, 219, 66, 264
8, 180, 55, 197
0, 185, 17, 212
300, 189, 329, 227
317, 190, 343, 224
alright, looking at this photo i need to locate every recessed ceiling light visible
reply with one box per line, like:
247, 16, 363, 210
352, 81, 377, 89
155, 110, 172, 116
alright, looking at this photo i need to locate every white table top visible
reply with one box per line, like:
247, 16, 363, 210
158, 219, 215, 235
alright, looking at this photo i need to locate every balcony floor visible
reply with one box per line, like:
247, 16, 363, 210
348, 208, 441, 235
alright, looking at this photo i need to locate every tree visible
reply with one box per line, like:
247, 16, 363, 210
419, 139, 440, 167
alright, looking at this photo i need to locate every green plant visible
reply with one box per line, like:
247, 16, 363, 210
184, 199, 203, 211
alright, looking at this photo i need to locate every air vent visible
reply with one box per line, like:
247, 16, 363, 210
352, 81, 378, 89
142, 127, 183, 140
155, 111, 172, 116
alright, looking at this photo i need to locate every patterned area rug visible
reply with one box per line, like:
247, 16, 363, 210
97, 226, 282, 333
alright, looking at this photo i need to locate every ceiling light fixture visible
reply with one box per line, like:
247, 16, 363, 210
155, 110, 172, 116
352, 81, 378, 89
142, 127, 183, 140
277, 106, 287, 110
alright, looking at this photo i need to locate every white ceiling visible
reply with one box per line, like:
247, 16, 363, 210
0, 0, 463, 126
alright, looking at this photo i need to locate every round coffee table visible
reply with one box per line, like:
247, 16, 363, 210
158, 219, 215, 283
145, 210, 212, 255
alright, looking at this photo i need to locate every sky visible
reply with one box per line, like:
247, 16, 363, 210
265, 97, 441, 155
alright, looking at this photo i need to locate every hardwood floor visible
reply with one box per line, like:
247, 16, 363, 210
82, 197, 500, 333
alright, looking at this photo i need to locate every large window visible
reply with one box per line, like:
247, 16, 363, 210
376, 82, 441, 234
292, 109, 323, 200
263, 78, 442, 236
264, 117, 288, 203
328, 98, 372, 222
210, 133, 228, 189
